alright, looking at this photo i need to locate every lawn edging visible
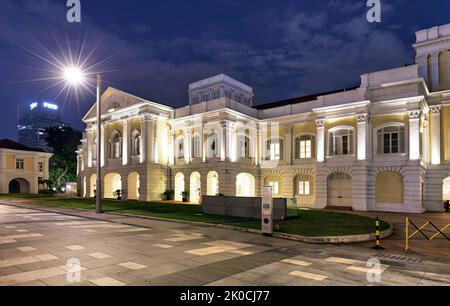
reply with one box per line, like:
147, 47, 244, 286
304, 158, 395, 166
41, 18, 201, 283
0, 199, 394, 244
108, 211, 395, 244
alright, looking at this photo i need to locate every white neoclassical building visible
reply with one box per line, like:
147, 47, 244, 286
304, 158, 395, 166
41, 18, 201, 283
77, 24, 450, 213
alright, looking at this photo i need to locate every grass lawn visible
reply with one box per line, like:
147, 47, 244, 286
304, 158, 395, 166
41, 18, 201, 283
0, 194, 389, 237
231, 211, 390, 237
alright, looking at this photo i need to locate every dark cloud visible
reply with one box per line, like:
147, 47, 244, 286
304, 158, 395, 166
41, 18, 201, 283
0, 0, 447, 140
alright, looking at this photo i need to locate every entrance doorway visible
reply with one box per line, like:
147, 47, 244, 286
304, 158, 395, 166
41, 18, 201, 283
8, 178, 30, 194
327, 173, 352, 207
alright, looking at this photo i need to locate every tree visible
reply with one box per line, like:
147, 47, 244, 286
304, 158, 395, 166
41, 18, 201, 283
45, 126, 82, 191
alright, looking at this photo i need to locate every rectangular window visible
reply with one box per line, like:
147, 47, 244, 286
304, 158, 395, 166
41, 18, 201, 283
239, 137, 250, 158
269, 182, 279, 194
391, 133, 399, 153
16, 159, 24, 170
300, 140, 312, 159
296, 136, 315, 159
342, 136, 349, 155
38, 162, 44, 172
378, 126, 404, 154
270, 143, 280, 160
383, 134, 391, 154
298, 181, 310, 195
329, 130, 353, 156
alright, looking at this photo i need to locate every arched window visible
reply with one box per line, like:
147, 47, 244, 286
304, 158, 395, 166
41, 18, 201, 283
131, 130, 141, 157
175, 136, 184, 160
109, 130, 122, 159
236, 173, 255, 197
207, 133, 219, 158
328, 127, 354, 156
265, 138, 284, 161
376, 125, 405, 154
192, 134, 202, 158
207, 171, 219, 196
237, 135, 250, 159
295, 135, 316, 159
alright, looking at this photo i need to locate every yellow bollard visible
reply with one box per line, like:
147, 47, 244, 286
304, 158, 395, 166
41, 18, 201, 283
372, 217, 385, 250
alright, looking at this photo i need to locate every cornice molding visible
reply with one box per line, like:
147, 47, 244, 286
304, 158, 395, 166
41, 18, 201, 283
408, 110, 422, 120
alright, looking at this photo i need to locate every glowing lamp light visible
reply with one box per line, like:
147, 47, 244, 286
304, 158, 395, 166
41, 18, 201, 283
63, 66, 85, 86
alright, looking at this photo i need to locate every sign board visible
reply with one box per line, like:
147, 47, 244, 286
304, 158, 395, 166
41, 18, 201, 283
261, 186, 273, 236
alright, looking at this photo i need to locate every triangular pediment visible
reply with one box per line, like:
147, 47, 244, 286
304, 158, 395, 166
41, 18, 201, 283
82, 87, 161, 122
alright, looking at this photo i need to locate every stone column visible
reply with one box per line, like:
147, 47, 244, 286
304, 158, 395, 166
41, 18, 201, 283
122, 119, 130, 166
76, 155, 81, 175
220, 122, 227, 161
357, 114, 368, 161
258, 128, 264, 164
250, 127, 258, 165
148, 120, 156, 164
431, 52, 440, 92
448, 60, 450, 90
169, 129, 175, 165
184, 127, 191, 164
409, 110, 422, 160
422, 117, 430, 163
316, 119, 326, 162
284, 126, 293, 165
140, 113, 150, 164
230, 123, 237, 162
87, 128, 93, 168
101, 124, 107, 167
202, 128, 208, 163
430, 105, 442, 165
220, 120, 233, 162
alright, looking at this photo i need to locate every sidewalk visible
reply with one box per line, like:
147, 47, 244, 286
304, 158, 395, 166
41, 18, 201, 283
354, 211, 450, 261
2, 198, 449, 261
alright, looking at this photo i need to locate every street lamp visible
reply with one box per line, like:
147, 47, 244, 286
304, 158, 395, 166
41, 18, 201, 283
63, 67, 103, 213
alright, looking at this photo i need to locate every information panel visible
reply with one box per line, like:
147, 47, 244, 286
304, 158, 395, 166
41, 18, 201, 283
261, 186, 273, 236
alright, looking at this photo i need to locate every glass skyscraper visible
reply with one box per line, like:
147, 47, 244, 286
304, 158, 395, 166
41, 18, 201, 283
17, 101, 69, 152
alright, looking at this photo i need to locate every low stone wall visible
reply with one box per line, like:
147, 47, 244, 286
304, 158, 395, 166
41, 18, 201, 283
202, 196, 287, 220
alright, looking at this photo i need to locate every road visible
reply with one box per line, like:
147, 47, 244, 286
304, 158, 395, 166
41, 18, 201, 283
0, 202, 449, 286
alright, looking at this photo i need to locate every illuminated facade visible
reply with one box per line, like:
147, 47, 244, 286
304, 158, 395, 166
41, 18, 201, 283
0, 139, 52, 194
77, 24, 450, 213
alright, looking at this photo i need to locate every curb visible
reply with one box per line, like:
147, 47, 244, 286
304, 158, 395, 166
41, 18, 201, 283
0, 200, 394, 244
111, 212, 394, 244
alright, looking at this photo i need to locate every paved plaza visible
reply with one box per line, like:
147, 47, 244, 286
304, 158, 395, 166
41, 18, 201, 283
0, 202, 449, 286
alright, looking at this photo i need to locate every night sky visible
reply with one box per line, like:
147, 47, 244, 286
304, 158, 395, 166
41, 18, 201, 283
0, 0, 449, 140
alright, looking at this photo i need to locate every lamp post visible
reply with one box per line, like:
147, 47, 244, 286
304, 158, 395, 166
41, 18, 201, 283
95, 74, 102, 213
63, 67, 103, 213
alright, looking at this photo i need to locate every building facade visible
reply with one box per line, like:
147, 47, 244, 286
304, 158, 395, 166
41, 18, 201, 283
0, 139, 52, 194
18, 101, 69, 152
77, 24, 450, 213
